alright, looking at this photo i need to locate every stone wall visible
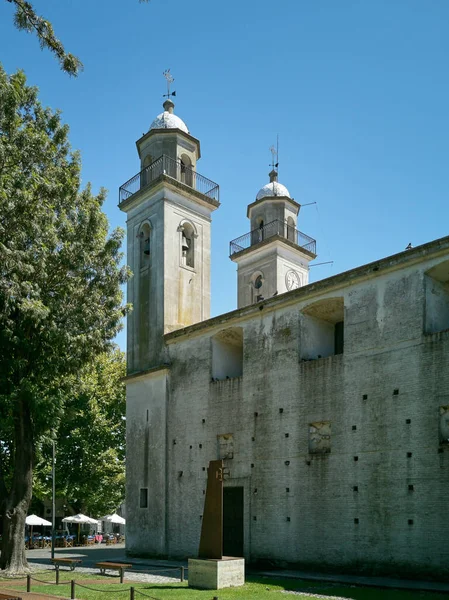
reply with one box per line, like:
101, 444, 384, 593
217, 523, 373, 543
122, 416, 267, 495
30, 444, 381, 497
126, 246, 449, 577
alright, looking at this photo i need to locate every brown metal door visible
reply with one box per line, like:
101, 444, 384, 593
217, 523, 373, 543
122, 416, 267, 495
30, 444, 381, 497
223, 487, 244, 557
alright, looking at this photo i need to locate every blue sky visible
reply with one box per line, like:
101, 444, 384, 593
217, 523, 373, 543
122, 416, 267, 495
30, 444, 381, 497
1, 0, 448, 350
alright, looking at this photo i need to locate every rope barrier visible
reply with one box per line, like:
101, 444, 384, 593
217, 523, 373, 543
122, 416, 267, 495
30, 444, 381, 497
29, 575, 69, 585
75, 581, 130, 593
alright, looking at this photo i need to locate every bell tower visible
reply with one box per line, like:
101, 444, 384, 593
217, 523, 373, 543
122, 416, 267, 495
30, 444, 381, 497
119, 95, 220, 373
229, 165, 316, 308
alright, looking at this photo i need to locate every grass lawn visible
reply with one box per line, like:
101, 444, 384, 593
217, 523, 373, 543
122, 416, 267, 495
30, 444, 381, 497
2, 571, 449, 600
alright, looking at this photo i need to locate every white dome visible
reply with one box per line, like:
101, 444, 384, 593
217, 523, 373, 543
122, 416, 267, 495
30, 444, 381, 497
256, 181, 291, 201
150, 111, 189, 134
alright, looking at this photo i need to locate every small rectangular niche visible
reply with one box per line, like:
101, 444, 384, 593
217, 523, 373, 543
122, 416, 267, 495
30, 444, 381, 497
211, 327, 243, 380
139, 488, 148, 509
300, 298, 344, 360
217, 433, 234, 460
308, 421, 331, 454
424, 261, 449, 334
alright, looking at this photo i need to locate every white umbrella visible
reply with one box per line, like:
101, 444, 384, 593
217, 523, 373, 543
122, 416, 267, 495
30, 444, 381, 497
101, 513, 126, 525
62, 513, 98, 525
62, 514, 98, 543
26, 514, 51, 526
26, 514, 52, 548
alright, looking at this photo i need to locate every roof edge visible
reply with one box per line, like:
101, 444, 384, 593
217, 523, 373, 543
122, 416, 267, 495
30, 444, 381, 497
165, 234, 449, 343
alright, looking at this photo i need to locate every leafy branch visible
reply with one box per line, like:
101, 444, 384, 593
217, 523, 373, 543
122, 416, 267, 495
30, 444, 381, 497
5, 0, 151, 76
6, 0, 83, 76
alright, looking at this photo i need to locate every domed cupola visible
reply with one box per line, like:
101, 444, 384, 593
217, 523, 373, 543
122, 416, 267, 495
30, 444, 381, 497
256, 169, 291, 200
149, 99, 189, 134
136, 97, 201, 173
230, 153, 316, 308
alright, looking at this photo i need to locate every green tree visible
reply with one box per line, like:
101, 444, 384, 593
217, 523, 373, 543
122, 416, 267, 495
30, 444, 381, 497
0, 66, 129, 573
4, 0, 150, 76
34, 350, 126, 518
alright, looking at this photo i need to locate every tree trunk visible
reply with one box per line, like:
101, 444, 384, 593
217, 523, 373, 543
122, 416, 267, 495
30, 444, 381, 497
0, 396, 33, 573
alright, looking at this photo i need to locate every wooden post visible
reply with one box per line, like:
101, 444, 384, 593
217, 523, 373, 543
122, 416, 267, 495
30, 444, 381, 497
27, 574, 31, 592
55, 566, 60, 585
71, 579, 75, 599
130, 587, 135, 600
180, 566, 185, 582
120, 567, 124, 584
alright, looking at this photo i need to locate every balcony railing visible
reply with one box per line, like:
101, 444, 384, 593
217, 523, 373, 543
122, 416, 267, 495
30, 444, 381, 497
230, 219, 316, 256
119, 154, 220, 205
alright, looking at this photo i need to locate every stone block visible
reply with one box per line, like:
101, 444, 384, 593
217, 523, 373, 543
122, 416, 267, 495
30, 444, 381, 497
188, 557, 245, 589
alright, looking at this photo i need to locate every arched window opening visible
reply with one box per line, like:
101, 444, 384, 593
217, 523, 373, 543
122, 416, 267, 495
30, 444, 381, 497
139, 223, 151, 269
424, 260, 449, 334
180, 222, 195, 269
211, 327, 243, 380
300, 297, 344, 360
286, 217, 295, 242
251, 271, 264, 303
141, 154, 153, 187
258, 219, 264, 242
180, 154, 193, 187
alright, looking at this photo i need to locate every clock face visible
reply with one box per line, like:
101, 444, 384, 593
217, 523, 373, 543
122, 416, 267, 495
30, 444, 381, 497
286, 270, 300, 291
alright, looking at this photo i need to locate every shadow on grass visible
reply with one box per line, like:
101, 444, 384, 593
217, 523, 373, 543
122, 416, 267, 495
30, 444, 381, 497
141, 585, 188, 590
249, 576, 449, 600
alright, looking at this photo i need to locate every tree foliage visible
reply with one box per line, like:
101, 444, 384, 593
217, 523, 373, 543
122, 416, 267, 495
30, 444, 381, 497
34, 350, 127, 518
0, 65, 129, 573
5, 0, 150, 76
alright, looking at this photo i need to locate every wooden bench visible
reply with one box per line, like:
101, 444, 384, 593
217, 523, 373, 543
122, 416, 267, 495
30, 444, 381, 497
96, 561, 132, 583
51, 557, 83, 571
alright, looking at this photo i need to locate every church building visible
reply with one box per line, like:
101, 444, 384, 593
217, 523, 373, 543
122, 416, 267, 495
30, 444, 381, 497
119, 97, 449, 578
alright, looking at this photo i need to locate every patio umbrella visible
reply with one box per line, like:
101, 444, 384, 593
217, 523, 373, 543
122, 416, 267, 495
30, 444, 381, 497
100, 513, 126, 525
62, 514, 98, 542
62, 514, 98, 524
26, 514, 51, 526
26, 514, 51, 546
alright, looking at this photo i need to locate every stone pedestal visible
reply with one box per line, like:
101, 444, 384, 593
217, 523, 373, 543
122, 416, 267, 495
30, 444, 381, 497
188, 557, 245, 589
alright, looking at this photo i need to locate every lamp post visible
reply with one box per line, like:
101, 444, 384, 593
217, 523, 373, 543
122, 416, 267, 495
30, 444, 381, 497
51, 440, 56, 560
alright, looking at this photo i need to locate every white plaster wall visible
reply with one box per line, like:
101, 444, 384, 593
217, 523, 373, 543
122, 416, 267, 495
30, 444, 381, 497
125, 192, 165, 373
126, 373, 168, 556
163, 199, 212, 332
425, 276, 449, 334
236, 243, 312, 308
138, 131, 198, 170
211, 334, 243, 380
249, 198, 298, 231
300, 314, 335, 360
126, 250, 449, 578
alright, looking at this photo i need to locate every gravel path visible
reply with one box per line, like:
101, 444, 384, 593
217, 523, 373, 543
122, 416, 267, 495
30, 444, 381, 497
1, 562, 181, 584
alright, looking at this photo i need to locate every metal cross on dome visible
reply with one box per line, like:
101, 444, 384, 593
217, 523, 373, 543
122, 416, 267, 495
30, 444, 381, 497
269, 135, 279, 171
162, 69, 176, 100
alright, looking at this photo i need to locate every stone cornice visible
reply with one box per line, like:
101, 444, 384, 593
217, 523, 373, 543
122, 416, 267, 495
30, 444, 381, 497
123, 365, 170, 383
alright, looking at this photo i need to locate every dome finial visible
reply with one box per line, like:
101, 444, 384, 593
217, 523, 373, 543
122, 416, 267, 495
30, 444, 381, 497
269, 169, 278, 183
163, 98, 175, 114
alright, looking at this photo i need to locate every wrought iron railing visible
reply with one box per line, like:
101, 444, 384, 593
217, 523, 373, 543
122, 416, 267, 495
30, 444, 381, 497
230, 219, 316, 256
119, 154, 220, 205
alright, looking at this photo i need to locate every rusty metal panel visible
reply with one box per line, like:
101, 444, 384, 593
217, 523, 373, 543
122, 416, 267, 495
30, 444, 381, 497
198, 459, 223, 559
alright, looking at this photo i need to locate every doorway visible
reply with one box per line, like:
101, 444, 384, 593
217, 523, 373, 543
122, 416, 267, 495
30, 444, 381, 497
223, 487, 244, 557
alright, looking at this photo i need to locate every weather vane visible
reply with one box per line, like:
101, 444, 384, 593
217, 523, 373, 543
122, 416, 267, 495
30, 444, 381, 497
269, 135, 279, 172
162, 69, 176, 100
